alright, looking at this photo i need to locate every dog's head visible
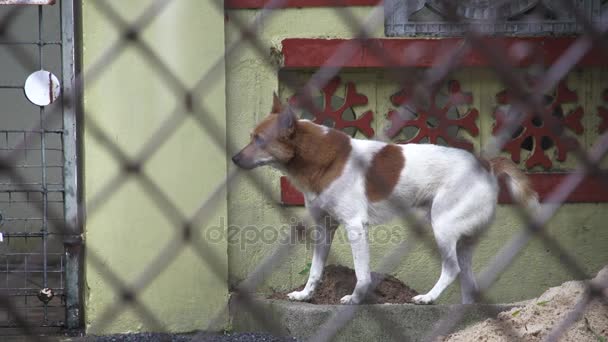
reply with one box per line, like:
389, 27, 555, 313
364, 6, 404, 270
232, 93, 297, 169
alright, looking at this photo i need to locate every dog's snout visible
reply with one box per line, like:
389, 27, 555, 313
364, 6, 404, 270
231, 153, 241, 165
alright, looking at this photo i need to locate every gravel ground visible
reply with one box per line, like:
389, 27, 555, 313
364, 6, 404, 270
66, 332, 299, 342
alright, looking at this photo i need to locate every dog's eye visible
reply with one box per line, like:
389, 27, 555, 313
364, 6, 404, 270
254, 134, 265, 146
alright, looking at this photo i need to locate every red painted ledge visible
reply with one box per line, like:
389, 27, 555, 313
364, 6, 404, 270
282, 38, 608, 68
281, 174, 608, 206
226, 0, 379, 9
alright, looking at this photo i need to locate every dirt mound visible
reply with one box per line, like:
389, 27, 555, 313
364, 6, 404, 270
444, 266, 608, 342
269, 265, 418, 304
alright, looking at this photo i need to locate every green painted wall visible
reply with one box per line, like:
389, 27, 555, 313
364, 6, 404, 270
80, 2, 607, 334
225, 8, 608, 304
82, 0, 228, 334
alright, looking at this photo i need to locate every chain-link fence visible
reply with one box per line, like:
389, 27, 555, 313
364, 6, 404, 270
0, 0, 606, 341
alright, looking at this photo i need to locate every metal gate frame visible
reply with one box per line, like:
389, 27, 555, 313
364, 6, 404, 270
0, 0, 81, 332
60, 0, 82, 331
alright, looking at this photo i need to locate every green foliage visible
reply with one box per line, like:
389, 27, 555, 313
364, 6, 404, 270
298, 263, 312, 275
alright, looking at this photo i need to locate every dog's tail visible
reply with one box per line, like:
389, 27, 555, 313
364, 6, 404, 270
489, 157, 540, 213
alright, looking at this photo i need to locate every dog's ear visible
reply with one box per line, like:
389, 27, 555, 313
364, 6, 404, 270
278, 105, 296, 136
271, 92, 283, 114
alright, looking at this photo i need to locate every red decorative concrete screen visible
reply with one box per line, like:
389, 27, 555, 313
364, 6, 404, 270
387, 80, 479, 151
493, 80, 584, 170
289, 77, 375, 138
279, 38, 608, 205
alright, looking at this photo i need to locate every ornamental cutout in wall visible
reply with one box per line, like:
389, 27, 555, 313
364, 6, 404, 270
493, 79, 584, 170
384, 0, 607, 37
598, 88, 608, 134
288, 77, 375, 138
386, 80, 479, 151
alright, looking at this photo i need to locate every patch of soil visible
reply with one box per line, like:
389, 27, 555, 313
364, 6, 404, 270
269, 265, 418, 304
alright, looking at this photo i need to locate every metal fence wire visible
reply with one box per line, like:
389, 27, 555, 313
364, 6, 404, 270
0, 0, 606, 341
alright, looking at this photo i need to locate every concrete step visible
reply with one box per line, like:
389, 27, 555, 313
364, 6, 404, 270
230, 295, 520, 341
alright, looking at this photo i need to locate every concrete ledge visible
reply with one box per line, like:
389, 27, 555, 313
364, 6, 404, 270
230, 296, 520, 341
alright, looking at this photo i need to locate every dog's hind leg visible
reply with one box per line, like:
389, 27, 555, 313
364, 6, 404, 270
413, 178, 496, 305
412, 230, 460, 305
457, 236, 479, 304
288, 214, 338, 301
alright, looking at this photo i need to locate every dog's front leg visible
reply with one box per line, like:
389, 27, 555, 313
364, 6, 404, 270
288, 215, 337, 301
341, 221, 371, 305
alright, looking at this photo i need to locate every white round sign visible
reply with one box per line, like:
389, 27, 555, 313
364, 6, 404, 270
24, 70, 61, 106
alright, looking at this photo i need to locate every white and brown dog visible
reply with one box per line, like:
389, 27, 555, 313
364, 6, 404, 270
232, 93, 539, 305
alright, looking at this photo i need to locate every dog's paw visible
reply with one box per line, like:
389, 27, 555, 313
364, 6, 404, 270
287, 290, 312, 301
340, 294, 361, 305
412, 294, 434, 305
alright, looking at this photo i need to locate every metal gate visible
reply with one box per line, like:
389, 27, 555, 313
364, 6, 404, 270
0, 0, 79, 333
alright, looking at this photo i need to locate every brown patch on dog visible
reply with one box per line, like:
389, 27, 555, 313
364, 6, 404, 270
365, 144, 405, 202
253, 114, 280, 137
248, 114, 295, 163
284, 121, 352, 194
254, 101, 296, 140
241, 93, 351, 193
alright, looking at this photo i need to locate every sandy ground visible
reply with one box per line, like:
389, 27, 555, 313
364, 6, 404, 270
444, 266, 608, 342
